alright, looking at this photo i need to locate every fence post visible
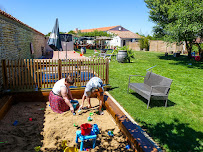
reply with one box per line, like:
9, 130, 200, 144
1, 59, 8, 89
105, 59, 109, 84
58, 59, 62, 80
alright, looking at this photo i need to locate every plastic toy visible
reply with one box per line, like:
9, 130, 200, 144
108, 131, 114, 137
76, 130, 97, 151
13, 120, 18, 126
73, 112, 76, 116
70, 100, 79, 110
92, 124, 99, 135
73, 123, 78, 127
89, 112, 93, 116
87, 116, 93, 121
126, 145, 130, 149
78, 109, 81, 113
64, 147, 78, 152
34, 146, 41, 152
29, 118, 32, 121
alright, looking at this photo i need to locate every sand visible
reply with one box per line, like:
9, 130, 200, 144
0, 98, 133, 152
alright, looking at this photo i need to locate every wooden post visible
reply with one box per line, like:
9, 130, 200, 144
58, 59, 62, 80
1, 59, 8, 90
105, 59, 109, 84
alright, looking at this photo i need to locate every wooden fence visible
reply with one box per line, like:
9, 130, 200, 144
1, 59, 109, 91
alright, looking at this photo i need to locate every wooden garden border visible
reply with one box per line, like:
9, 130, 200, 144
0, 90, 161, 152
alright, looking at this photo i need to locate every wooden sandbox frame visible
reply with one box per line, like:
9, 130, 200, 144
0, 90, 161, 152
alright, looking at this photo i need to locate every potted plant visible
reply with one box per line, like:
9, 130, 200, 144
113, 46, 135, 63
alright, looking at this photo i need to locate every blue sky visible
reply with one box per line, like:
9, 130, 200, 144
0, 0, 155, 36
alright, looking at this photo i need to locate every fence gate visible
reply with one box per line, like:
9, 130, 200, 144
1, 59, 109, 91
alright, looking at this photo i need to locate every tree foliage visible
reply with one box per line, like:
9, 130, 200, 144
145, 0, 203, 57
77, 30, 113, 37
139, 35, 153, 51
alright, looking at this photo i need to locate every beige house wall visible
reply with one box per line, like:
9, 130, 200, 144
0, 13, 45, 90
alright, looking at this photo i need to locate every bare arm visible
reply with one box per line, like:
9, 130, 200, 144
61, 87, 74, 112
67, 87, 74, 100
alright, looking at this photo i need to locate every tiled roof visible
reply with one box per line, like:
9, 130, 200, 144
0, 9, 44, 36
76, 25, 119, 33
109, 30, 142, 39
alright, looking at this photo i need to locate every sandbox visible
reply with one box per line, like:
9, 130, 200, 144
0, 91, 160, 152
0, 98, 133, 152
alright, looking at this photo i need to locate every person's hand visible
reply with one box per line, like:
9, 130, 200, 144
70, 106, 74, 113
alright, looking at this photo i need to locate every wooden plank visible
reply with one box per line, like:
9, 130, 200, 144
18, 60, 21, 88
40, 60, 42, 89
30, 59, 33, 89
88, 59, 89, 81
51, 59, 54, 86
55, 60, 57, 83
42, 60, 45, 88
72, 60, 74, 84
36, 60, 39, 88
11, 60, 15, 89
46, 60, 48, 88
93, 59, 94, 79
21, 60, 24, 89
24, 59, 27, 89
33, 60, 36, 88
8, 60, 11, 89
103, 59, 105, 82
0, 96, 13, 120
58, 59, 62, 80
14, 60, 17, 89
104, 92, 159, 152
1, 60, 7, 90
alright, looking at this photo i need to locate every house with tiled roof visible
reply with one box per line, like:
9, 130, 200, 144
75, 25, 142, 47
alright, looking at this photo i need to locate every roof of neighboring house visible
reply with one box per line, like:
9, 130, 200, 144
0, 10, 44, 36
76, 25, 119, 33
109, 30, 143, 39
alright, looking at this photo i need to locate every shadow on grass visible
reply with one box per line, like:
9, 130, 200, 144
158, 54, 203, 69
131, 92, 175, 108
141, 119, 203, 152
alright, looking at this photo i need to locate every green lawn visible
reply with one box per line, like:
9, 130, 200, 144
84, 49, 203, 152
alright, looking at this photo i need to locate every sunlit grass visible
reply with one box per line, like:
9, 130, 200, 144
84, 49, 203, 151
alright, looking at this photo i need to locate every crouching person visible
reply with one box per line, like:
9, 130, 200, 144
79, 77, 104, 115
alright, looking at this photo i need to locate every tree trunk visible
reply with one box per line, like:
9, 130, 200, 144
196, 43, 202, 57
185, 40, 192, 59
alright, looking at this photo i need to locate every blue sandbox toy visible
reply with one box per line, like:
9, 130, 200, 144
126, 145, 130, 149
108, 131, 114, 137
13, 120, 18, 126
92, 124, 99, 135
70, 100, 79, 110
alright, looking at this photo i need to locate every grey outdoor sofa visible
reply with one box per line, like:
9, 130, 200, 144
128, 71, 173, 109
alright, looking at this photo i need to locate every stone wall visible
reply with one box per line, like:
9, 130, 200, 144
0, 11, 45, 90
149, 40, 186, 53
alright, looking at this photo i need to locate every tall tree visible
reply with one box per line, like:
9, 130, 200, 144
145, 0, 203, 58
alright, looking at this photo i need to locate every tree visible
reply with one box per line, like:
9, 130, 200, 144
145, 0, 203, 58
67, 30, 76, 35
145, 0, 178, 38
139, 35, 153, 51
